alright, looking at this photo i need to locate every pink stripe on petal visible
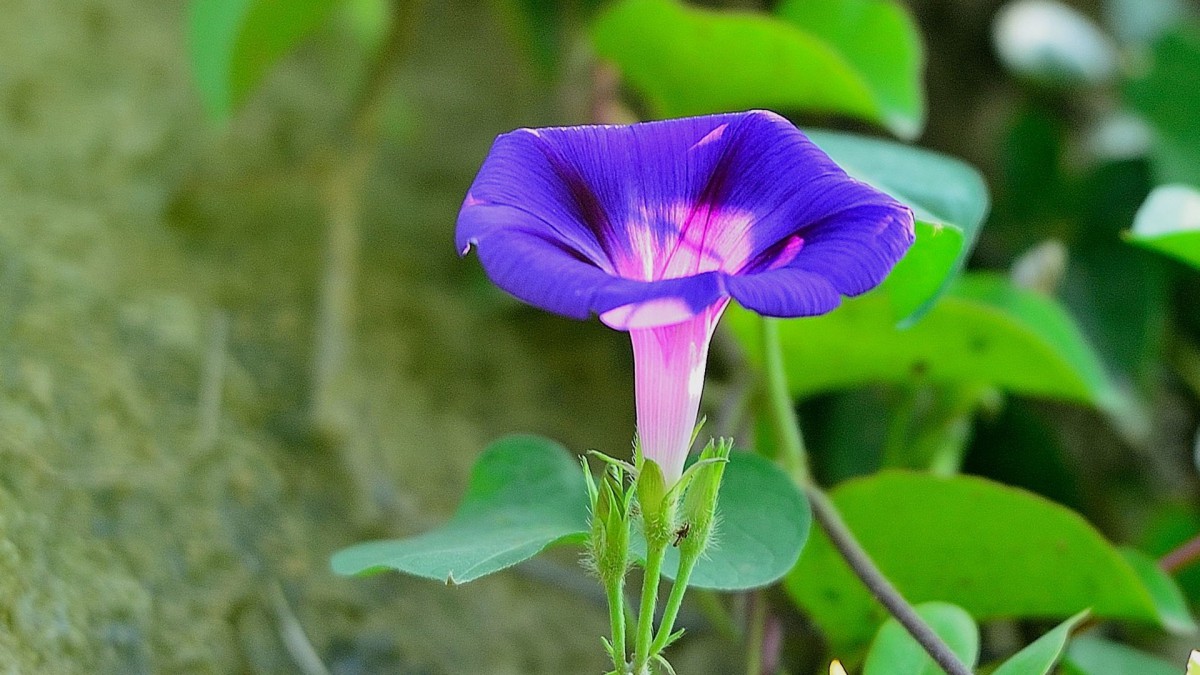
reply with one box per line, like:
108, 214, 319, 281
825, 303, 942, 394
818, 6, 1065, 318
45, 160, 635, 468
629, 300, 729, 485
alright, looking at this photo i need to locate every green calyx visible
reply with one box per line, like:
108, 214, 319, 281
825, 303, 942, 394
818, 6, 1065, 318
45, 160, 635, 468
584, 458, 633, 584
676, 438, 731, 558
590, 466, 633, 583
636, 458, 676, 549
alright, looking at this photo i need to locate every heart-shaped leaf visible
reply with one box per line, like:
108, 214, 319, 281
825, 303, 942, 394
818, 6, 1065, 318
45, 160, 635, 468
786, 472, 1166, 651
590, 0, 924, 138
331, 435, 589, 584
862, 602, 979, 675
991, 610, 1089, 675
632, 451, 810, 590
776, 0, 925, 139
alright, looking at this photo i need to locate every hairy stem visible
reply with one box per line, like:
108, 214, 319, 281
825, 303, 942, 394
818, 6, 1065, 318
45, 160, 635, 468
606, 576, 628, 670
649, 548, 701, 654
634, 541, 668, 673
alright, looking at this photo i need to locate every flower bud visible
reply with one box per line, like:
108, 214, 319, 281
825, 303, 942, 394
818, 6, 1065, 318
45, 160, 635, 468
637, 458, 675, 548
590, 469, 631, 583
677, 439, 730, 558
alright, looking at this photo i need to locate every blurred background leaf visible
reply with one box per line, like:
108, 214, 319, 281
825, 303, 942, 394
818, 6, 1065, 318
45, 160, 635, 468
1063, 636, 1183, 675
1127, 184, 1200, 270
990, 610, 1089, 675
189, 0, 341, 119
591, 0, 924, 138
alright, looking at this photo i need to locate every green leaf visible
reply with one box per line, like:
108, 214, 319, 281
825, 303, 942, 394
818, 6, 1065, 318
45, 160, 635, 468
589, 0, 922, 138
330, 435, 590, 584
631, 451, 810, 590
805, 130, 990, 317
785, 472, 1163, 651
1125, 184, 1200, 270
991, 610, 1089, 675
1119, 547, 1198, 634
1062, 636, 1181, 675
725, 273, 1119, 409
188, 0, 340, 119
862, 602, 979, 675
1125, 24, 1200, 186
776, 0, 925, 139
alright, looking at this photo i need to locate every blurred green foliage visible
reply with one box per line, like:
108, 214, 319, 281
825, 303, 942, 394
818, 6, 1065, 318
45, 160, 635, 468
4, 0, 1200, 670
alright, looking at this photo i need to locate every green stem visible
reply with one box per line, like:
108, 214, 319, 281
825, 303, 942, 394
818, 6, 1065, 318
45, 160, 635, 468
744, 592, 767, 675
606, 576, 628, 670
649, 548, 701, 654
757, 316, 973, 675
880, 385, 919, 468
760, 317, 810, 483
693, 590, 740, 642
633, 539, 668, 673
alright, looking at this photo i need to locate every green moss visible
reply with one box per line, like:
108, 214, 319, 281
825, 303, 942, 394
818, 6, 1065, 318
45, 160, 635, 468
0, 0, 631, 671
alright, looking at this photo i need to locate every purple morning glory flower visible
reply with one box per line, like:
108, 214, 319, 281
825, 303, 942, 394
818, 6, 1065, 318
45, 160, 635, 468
457, 111, 914, 484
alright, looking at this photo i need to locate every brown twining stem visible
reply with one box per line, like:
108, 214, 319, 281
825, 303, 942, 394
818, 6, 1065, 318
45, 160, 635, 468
807, 487, 973, 675
1160, 531, 1200, 574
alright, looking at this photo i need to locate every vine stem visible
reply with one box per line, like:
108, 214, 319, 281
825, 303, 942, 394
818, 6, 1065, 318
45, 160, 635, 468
633, 538, 668, 673
605, 575, 628, 670
761, 317, 810, 484
649, 547, 701, 654
1161, 531, 1200, 574
759, 317, 972, 675
807, 486, 971, 675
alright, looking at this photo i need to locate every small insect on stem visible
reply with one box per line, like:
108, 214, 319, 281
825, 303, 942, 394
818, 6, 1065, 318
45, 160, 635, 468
672, 523, 691, 547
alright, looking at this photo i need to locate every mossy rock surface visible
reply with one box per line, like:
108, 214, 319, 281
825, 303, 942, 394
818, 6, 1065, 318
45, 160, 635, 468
0, 0, 648, 671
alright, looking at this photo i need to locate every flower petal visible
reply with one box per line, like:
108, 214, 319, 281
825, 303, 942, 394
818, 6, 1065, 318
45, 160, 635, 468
457, 110, 914, 327
729, 203, 914, 316
725, 267, 842, 317
462, 203, 727, 325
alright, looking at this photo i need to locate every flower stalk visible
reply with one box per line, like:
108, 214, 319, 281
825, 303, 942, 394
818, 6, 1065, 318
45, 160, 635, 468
633, 458, 673, 673
650, 439, 730, 655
